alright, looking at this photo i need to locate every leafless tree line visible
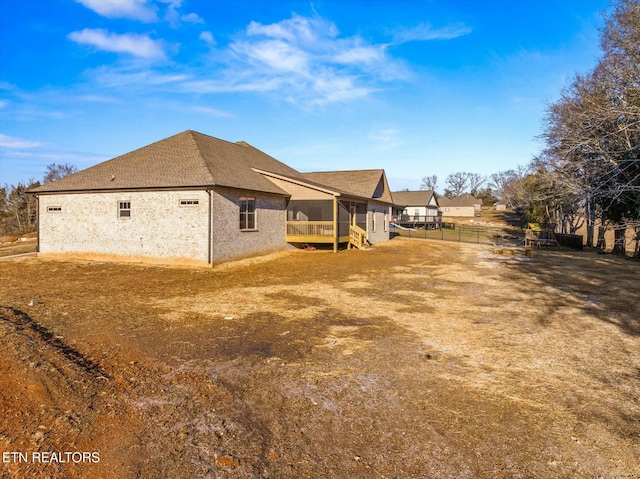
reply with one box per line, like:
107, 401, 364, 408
488, 0, 639, 257
1, 163, 77, 236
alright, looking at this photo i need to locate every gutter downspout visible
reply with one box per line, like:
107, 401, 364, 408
207, 188, 213, 265
333, 196, 338, 253
35, 195, 40, 253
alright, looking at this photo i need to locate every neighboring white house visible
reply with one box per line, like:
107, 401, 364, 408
438, 194, 482, 217
494, 200, 507, 211
30, 131, 394, 265
390, 190, 441, 227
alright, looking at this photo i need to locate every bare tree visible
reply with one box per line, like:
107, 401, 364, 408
537, 0, 640, 253
467, 173, 486, 196
0, 185, 7, 217
44, 163, 77, 184
5, 180, 39, 233
420, 175, 437, 191
444, 172, 469, 197
489, 169, 520, 199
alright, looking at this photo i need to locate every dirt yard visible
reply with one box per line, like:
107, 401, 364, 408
1, 238, 638, 478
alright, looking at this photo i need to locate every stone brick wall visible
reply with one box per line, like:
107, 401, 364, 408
210, 188, 289, 263
38, 190, 210, 263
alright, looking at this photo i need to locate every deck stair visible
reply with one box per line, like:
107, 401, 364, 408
349, 224, 371, 250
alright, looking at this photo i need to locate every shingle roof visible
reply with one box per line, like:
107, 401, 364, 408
391, 190, 436, 207
30, 130, 302, 196
437, 194, 481, 207
302, 170, 393, 203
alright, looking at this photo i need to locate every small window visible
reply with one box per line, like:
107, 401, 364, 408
180, 199, 199, 206
47, 206, 62, 212
118, 201, 131, 218
239, 197, 256, 230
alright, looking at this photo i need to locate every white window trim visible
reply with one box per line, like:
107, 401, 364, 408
239, 197, 257, 231
118, 200, 131, 219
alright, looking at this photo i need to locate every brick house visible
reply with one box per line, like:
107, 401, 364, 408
30, 131, 393, 265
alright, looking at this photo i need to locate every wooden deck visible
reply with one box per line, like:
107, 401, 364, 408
285, 221, 350, 244
285, 221, 367, 249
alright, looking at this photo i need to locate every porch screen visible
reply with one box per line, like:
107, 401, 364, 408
287, 200, 333, 221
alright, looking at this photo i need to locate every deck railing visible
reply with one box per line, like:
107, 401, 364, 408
349, 224, 368, 249
393, 215, 441, 224
286, 221, 334, 237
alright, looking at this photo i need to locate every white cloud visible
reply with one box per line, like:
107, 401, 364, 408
199, 31, 216, 46
0, 134, 41, 149
367, 128, 402, 149
334, 44, 387, 65
233, 39, 310, 73
181, 13, 204, 24
190, 105, 232, 117
62, 12, 414, 109
88, 66, 189, 89
393, 23, 472, 43
221, 14, 405, 107
306, 74, 377, 107
68, 29, 167, 60
75, 0, 158, 22
246, 15, 336, 44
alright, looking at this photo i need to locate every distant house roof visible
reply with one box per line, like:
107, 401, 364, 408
391, 190, 437, 207
303, 170, 394, 203
438, 194, 481, 207
30, 130, 303, 196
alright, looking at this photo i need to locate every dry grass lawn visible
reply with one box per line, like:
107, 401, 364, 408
0, 237, 638, 478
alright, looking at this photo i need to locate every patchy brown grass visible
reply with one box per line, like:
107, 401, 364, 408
0, 238, 36, 257
0, 238, 638, 478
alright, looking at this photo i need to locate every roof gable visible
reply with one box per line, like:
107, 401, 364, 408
391, 190, 436, 207
302, 170, 393, 203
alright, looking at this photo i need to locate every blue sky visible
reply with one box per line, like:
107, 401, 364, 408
0, 0, 611, 192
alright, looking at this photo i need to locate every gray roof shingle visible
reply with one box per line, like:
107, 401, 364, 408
31, 130, 302, 196
391, 190, 436, 207
303, 170, 393, 203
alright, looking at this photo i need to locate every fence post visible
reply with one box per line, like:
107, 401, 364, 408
477, 229, 480, 244
458, 227, 461, 242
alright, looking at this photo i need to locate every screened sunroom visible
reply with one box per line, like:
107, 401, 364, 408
285, 199, 367, 247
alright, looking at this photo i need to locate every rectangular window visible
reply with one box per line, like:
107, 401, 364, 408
118, 201, 131, 218
180, 199, 199, 206
47, 206, 62, 212
239, 198, 256, 230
